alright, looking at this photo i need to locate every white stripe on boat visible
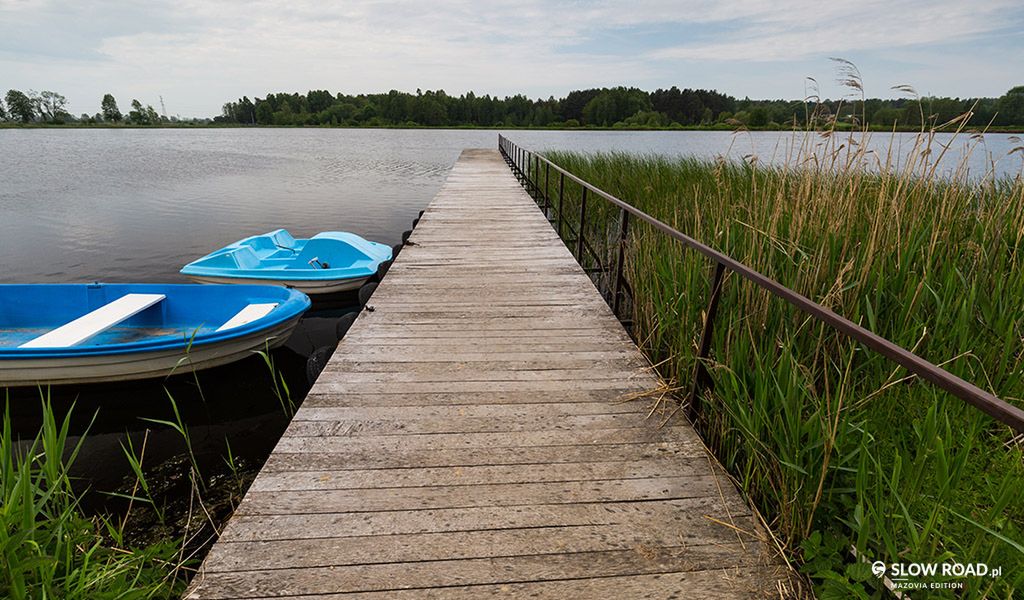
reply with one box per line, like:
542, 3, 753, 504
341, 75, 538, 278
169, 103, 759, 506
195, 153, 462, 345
19, 294, 166, 349
184, 274, 370, 294
216, 303, 278, 332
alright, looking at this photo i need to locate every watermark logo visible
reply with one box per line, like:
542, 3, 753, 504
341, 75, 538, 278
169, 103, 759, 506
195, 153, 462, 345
871, 561, 886, 578
871, 561, 1002, 591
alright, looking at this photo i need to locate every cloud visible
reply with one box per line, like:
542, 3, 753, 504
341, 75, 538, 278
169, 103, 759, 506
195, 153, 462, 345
648, 0, 1021, 61
0, 0, 1020, 116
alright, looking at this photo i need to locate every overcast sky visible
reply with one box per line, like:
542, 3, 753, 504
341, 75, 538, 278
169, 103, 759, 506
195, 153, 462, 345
2, 0, 1022, 118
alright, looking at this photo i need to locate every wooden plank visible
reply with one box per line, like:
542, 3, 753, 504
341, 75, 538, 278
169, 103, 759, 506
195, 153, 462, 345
325, 350, 638, 362
352, 307, 615, 319
211, 569, 786, 599
291, 402, 649, 419
186, 148, 783, 599
310, 380, 657, 394
339, 332, 632, 343
281, 413, 669, 436
272, 426, 700, 454
322, 358, 648, 371
235, 476, 722, 515
218, 497, 754, 542
201, 523, 765, 572
299, 388, 653, 407
311, 368, 650, 384
261, 441, 707, 472
339, 327, 632, 338
186, 546, 772, 599
249, 458, 715, 491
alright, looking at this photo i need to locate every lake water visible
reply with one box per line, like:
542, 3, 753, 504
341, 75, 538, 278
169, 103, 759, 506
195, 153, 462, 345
1, 128, 1020, 284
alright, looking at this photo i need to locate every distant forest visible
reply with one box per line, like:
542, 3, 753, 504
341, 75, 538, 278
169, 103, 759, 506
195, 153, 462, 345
4, 85, 1024, 130
216, 86, 1024, 129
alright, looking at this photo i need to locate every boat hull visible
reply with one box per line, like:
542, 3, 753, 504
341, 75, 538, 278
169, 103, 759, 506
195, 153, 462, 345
183, 274, 371, 294
0, 283, 311, 386
0, 315, 300, 386
179, 229, 392, 294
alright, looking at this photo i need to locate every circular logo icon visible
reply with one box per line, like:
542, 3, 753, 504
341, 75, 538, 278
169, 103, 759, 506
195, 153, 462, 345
871, 561, 887, 577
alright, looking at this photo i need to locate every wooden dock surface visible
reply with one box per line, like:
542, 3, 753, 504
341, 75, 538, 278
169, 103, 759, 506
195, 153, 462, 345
186, 149, 787, 599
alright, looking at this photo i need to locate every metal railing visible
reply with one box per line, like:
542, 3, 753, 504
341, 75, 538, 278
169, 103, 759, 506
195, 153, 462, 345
498, 134, 1024, 432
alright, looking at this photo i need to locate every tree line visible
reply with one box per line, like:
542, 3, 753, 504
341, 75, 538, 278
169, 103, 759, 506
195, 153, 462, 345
1, 90, 204, 125
216, 86, 1024, 129
3, 86, 1023, 129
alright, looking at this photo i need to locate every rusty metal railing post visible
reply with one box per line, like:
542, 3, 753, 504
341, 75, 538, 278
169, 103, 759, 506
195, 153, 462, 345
533, 154, 539, 199
526, 151, 531, 194
527, 151, 534, 196
530, 153, 537, 199
687, 261, 726, 421
576, 187, 588, 260
544, 161, 551, 215
557, 171, 565, 237
612, 208, 630, 317
535, 154, 540, 202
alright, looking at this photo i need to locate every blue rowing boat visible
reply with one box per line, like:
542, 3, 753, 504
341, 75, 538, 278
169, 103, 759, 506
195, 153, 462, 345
0, 283, 310, 386
180, 229, 393, 294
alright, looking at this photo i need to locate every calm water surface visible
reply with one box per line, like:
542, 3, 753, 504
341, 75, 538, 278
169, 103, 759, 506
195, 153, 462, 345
1, 128, 1020, 284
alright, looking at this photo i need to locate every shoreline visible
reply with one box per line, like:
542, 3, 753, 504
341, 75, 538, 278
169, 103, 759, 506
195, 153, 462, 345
3, 123, 1024, 134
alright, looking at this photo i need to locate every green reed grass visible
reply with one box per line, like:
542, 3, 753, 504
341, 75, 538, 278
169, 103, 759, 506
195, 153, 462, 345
1, 345, 304, 597
0, 399, 183, 599
542, 127, 1024, 598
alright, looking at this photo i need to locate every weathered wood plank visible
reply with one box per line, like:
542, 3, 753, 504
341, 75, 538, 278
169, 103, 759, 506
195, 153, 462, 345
218, 496, 754, 542
326, 350, 638, 362
186, 546, 772, 599
291, 401, 650, 420
310, 380, 658, 394
202, 523, 765, 572
250, 458, 712, 491
299, 388, 652, 407
261, 440, 706, 471
235, 476, 722, 515
273, 426, 700, 454
313, 368, 650, 384
339, 327, 632, 338
281, 412, 672, 437
212, 569, 786, 599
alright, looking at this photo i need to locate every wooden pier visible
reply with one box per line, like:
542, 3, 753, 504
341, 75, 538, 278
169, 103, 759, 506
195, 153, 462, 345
186, 149, 788, 598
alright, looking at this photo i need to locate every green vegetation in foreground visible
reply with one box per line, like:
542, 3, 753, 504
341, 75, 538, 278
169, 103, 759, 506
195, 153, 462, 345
541, 126, 1024, 597
1, 350, 296, 598
1, 401, 184, 599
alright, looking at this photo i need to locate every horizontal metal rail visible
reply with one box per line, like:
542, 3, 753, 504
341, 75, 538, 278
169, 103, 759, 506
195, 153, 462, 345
498, 134, 1024, 433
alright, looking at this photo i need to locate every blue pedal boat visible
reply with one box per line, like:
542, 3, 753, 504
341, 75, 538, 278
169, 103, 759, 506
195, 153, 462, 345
0, 283, 310, 386
180, 229, 393, 294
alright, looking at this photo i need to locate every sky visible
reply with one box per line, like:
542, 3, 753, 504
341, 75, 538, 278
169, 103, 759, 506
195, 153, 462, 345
1, 0, 1022, 118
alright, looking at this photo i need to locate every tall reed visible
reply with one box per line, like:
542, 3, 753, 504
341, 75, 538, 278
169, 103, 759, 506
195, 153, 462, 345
0, 399, 184, 599
543, 126, 1024, 598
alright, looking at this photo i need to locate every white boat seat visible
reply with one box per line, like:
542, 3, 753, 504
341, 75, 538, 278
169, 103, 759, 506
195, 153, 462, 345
20, 294, 166, 348
216, 303, 278, 332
